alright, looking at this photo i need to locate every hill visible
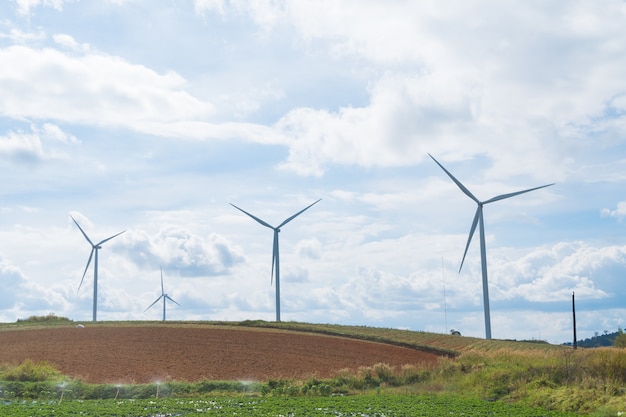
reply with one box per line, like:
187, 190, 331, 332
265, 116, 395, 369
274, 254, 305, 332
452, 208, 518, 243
0, 321, 447, 383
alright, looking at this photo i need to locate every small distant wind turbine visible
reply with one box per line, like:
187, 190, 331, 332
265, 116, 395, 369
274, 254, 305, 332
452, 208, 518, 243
145, 267, 180, 321
71, 215, 126, 322
230, 199, 321, 322
429, 154, 553, 339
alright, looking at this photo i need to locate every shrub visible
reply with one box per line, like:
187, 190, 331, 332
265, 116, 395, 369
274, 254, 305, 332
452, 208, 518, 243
399, 364, 421, 384
373, 363, 394, 384
16, 313, 71, 323
2, 360, 61, 382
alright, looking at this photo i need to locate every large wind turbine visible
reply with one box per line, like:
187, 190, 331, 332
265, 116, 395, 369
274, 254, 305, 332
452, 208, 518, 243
429, 154, 553, 339
230, 199, 321, 322
71, 215, 126, 322
145, 267, 180, 321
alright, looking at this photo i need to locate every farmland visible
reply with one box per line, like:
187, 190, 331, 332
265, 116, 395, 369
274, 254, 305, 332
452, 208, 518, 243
1, 320, 625, 416
1, 395, 581, 416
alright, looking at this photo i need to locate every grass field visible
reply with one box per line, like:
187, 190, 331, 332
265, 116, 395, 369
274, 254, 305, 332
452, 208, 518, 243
0, 319, 624, 416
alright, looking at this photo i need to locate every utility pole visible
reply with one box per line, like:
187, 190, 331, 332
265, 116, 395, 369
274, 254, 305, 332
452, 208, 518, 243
572, 291, 577, 350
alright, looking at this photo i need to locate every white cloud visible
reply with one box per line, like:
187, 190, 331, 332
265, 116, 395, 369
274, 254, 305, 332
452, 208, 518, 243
494, 241, 624, 303
37, 123, 79, 144
0, 45, 216, 136
190, 0, 626, 181
0, 128, 46, 162
0, 28, 46, 43
295, 238, 321, 259
0, 254, 28, 308
52, 33, 90, 52
276, 72, 479, 175
601, 201, 626, 221
15, 0, 73, 15
122, 227, 245, 277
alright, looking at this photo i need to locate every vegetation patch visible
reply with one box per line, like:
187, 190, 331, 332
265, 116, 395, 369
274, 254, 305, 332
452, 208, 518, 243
0, 394, 582, 416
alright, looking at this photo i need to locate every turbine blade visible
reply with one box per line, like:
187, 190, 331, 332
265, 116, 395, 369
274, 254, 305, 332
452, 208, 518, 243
230, 203, 274, 229
278, 198, 322, 228
271, 231, 278, 285
145, 295, 164, 312
428, 154, 480, 204
160, 267, 164, 295
96, 230, 126, 246
483, 183, 555, 204
459, 207, 480, 273
165, 295, 181, 306
78, 248, 95, 292
71, 215, 94, 246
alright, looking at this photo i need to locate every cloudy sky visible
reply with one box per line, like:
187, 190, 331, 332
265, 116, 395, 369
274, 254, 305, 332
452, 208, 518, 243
1, 0, 625, 344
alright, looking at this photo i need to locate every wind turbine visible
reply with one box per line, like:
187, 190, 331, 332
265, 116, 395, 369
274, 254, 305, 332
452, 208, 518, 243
230, 198, 321, 322
429, 154, 553, 339
71, 215, 126, 322
145, 267, 180, 321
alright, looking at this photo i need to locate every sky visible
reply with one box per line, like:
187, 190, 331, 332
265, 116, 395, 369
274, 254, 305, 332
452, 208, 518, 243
1, 0, 625, 344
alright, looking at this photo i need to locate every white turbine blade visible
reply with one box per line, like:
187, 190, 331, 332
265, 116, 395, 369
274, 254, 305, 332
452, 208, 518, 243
78, 248, 95, 292
160, 267, 165, 295
145, 295, 164, 312
429, 154, 480, 204
230, 203, 274, 229
483, 183, 555, 205
459, 207, 480, 273
96, 230, 126, 246
71, 216, 94, 246
277, 198, 322, 228
271, 231, 278, 285
165, 295, 181, 306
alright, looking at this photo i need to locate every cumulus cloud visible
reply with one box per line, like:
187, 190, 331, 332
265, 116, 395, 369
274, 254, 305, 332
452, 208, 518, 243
0, 123, 77, 164
192, 0, 625, 180
0, 253, 69, 321
0, 129, 46, 163
493, 241, 624, 304
0, 45, 216, 136
601, 201, 626, 221
122, 227, 245, 277
0, 255, 28, 308
276, 72, 479, 175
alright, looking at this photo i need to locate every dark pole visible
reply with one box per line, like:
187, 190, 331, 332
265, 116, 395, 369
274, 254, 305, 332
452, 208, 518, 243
572, 291, 577, 350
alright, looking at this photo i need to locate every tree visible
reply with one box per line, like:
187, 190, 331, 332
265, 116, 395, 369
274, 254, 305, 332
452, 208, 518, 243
614, 328, 626, 348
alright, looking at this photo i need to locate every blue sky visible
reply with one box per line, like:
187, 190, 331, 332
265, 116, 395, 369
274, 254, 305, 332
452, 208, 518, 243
1, 0, 625, 344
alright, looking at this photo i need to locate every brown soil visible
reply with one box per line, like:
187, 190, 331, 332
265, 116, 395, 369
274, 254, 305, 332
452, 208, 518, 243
0, 326, 440, 384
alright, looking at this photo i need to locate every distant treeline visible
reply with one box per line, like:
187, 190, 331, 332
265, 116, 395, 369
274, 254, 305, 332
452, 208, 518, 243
563, 330, 620, 348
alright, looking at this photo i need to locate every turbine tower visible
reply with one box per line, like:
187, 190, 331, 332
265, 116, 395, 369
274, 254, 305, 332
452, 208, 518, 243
71, 215, 126, 322
145, 267, 180, 321
230, 199, 321, 322
429, 154, 553, 339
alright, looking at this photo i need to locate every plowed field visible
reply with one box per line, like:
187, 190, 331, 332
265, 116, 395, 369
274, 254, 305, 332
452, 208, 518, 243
0, 326, 441, 383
